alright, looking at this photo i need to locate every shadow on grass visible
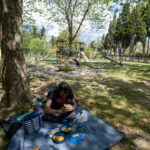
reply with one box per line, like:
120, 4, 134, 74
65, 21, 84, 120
0, 62, 150, 150
34, 74, 150, 150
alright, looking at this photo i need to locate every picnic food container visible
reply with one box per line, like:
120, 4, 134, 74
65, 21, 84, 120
61, 119, 73, 124
68, 132, 82, 144
23, 110, 42, 134
59, 125, 72, 134
52, 132, 66, 144
77, 125, 88, 133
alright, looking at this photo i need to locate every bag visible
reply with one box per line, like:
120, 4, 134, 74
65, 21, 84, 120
23, 110, 42, 134
76, 110, 88, 123
0, 119, 23, 139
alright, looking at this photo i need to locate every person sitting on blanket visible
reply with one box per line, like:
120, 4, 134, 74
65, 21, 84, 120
43, 82, 77, 122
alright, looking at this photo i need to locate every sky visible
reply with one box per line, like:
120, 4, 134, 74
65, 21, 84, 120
23, 0, 123, 44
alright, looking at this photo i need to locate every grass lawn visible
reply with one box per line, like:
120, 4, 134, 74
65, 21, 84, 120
0, 60, 150, 150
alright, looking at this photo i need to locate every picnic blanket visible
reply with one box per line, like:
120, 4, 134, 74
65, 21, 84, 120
7, 106, 124, 150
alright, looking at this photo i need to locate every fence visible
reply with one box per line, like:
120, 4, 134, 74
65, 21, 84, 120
96, 55, 150, 63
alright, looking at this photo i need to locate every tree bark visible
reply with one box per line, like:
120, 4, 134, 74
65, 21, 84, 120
134, 42, 137, 56
147, 38, 149, 56
68, 27, 73, 50
142, 42, 146, 62
0, 0, 2, 44
0, 0, 32, 107
129, 34, 135, 61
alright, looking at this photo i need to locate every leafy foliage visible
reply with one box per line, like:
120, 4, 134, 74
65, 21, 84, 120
29, 38, 50, 55
101, 1, 150, 57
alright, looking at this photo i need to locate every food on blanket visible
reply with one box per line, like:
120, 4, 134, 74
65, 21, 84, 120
61, 127, 72, 132
77, 125, 88, 133
53, 135, 65, 142
77, 127, 86, 131
72, 133, 79, 137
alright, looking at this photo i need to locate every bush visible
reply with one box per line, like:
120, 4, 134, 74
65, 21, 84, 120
29, 38, 50, 55
135, 51, 143, 57
57, 66, 74, 71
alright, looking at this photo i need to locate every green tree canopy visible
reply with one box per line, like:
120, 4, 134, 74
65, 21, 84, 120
29, 38, 50, 55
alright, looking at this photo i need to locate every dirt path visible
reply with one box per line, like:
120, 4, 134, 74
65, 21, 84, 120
27, 65, 106, 78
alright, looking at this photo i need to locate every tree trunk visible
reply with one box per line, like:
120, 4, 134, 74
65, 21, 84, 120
122, 47, 126, 61
0, 0, 32, 107
142, 42, 146, 62
113, 47, 117, 55
134, 43, 137, 56
118, 43, 121, 56
109, 49, 112, 56
0, 0, 2, 44
68, 26, 73, 58
68, 25, 73, 49
129, 34, 135, 61
147, 38, 149, 56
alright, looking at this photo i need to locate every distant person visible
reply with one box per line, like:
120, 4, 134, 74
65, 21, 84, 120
73, 58, 80, 70
43, 82, 77, 122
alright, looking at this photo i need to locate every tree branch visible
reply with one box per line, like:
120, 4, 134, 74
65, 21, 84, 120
56, 0, 66, 11
73, 2, 92, 40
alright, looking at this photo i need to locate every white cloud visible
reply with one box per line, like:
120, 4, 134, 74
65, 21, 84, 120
79, 29, 108, 44
46, 25, 60, 39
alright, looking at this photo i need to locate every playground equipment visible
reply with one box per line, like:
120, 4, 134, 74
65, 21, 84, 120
80, 52, 89, 62
37, 48, 59, 62
102, 55, 123, 66
77, 41, 89, 62
77, 41, 84, 52
56, 39, 89, 61
56, 39, 68, 60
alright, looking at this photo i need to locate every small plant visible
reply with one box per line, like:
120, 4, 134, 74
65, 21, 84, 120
57, 59, 74, 71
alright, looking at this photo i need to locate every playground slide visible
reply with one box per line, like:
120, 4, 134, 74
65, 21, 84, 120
80, 52, 89, 62
38, 48, 59, 62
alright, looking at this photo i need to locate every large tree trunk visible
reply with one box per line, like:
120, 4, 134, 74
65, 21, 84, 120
0, 0, 2, 44
0, 0, 32, 107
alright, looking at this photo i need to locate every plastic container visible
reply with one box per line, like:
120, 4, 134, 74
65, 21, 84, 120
52, 132, 66, 144
23, 110, 42, 134
68, 132, 82, 144
59, 125, 72, 134
61, 119, 73, 124
77, 125, 88, 133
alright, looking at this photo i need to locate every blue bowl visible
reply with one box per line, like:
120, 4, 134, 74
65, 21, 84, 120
77, 125, 88, 133
68, 132, 82, 144
52, 132, 66, 144
59, 125, 72, 134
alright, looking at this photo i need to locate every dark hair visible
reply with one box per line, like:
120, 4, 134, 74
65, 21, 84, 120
58, 82, 70, 94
